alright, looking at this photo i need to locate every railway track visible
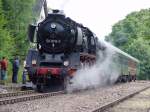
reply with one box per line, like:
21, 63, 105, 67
0, 90, 64, 105
92, 85, 150, 112
0, 81, 150, 112
0, 90, 35, 98
103, 87, 150, 112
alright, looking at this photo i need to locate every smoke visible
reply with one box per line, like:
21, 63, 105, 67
60, 0, 70, 10
67, 42, 120, 92
47, 0, 70, 10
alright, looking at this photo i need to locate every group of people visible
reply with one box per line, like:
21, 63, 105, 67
0, 56, 20, 83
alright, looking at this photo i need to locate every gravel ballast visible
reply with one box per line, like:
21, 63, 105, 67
0, 81, 150, 112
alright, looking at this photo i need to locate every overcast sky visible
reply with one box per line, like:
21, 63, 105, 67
47, 0, 150, 40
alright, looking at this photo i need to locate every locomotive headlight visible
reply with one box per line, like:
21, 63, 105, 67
64, 61, 69, 66
71, 29, 75, 35
32, 60, 37, 65
51, 23, 56, 29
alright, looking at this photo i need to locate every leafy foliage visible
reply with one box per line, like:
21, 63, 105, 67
1, 0, 36, 57
0, 0, 36, 82
106, 9, 150, 79
0, 0, 14, 58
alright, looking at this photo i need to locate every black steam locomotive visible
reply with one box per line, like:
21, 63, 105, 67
26, 10, 139, 91
26, 10, 100, 91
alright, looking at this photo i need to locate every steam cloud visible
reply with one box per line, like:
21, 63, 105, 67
67, 42, 120, 92
60, 0, 70, 10
48, 0, 70, 10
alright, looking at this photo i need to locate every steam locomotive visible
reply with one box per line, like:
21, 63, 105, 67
25, 10, 139, 91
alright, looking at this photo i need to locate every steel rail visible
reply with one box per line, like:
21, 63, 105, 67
92, 86, 150, 112
0, 90, 35, 98
0, 91, 64, 105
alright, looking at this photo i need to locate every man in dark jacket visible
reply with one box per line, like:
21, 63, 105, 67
12, 57, 20, 83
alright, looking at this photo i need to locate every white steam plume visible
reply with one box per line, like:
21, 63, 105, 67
47, 0, 70, 10
67, 42, 120, 92
60, 0, 70, 10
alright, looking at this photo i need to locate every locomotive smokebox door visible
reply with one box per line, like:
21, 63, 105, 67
28, 24, 36, 43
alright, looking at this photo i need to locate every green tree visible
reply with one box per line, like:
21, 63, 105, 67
0, 0, 36, 83
125, 38, 150, 79
2, 0, 36, 57
106, 9, 150, 79
0, 0, 13, 58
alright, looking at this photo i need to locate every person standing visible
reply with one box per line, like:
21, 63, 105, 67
22, 60, 27, 84
0, 58, 1, 80
0, 57, 8, 80
12, 57, 20, 83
